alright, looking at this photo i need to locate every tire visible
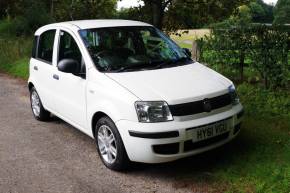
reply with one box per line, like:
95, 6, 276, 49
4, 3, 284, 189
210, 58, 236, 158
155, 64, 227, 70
95, 116, 130, 171
30, 87, 50, 121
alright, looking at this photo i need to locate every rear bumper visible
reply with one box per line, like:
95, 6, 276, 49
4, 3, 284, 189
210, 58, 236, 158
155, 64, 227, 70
116, 104, 243, 163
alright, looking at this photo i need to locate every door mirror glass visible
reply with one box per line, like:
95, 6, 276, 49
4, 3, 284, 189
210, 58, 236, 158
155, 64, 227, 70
58, 59, 79, 74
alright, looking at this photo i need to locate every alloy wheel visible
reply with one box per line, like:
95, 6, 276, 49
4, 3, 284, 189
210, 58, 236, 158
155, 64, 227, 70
31, 91, 41, 117
97, 125, 118, 164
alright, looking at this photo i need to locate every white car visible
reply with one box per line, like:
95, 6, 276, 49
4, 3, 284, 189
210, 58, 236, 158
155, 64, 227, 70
28, 20, 243, 170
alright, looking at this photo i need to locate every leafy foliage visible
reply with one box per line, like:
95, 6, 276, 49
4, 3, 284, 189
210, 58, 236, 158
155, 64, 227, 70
0, 0, 117, 36
238, 83, 290, 117
249, 0, 274, 23
12, 0, 52, 35
198, 10, 290, 89
248, 25, 289, 88
274, 0, 290, 24
118, 0, 248, 31
53, 0, 117, 21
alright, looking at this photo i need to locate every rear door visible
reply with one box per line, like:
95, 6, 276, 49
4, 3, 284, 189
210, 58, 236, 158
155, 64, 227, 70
30, 29, 57, 110
50, 29, 88, 129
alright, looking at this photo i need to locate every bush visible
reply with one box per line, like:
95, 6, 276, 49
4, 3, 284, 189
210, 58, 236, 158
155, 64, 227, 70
249, 25, 289, 89
237, 83, 290, 117
198, 24, 290, 89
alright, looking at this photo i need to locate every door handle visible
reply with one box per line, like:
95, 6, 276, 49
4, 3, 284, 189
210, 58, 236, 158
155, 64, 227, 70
33, 66, 38, 71
53, 74, 59, 80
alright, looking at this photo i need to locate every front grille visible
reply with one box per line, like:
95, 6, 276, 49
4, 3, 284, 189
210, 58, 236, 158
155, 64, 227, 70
169, 93, 231, 116
184, 132, 230, 152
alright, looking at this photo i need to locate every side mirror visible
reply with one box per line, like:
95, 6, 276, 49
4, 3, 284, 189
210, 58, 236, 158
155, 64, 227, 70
182, 48, 192, 58
58, 59, 79, 74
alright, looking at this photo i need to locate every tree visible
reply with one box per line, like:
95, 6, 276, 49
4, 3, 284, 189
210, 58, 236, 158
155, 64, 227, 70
11, 0, 52, 35
1, 0, 117, 36
166, 0, 251, 31
0, 1, 8, 18
141, 0, 172, 29
133, 0, 249, 30
249, 0, 274, 23
274, 0, 290, 24
52, 0, 117, 21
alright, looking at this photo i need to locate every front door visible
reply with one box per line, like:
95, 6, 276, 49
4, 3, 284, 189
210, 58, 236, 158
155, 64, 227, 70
51, 30, 87, 129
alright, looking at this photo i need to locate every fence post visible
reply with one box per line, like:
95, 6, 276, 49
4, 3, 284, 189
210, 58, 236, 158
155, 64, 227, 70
192, 40, 200, 61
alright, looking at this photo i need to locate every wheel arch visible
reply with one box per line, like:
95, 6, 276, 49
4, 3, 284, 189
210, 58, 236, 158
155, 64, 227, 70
28, 82, 34, 91
91, 111, 111, 138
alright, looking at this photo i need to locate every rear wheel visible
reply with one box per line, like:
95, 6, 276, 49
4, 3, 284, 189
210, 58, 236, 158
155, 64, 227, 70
30, 87, 50, 121
95, 116, 130, 171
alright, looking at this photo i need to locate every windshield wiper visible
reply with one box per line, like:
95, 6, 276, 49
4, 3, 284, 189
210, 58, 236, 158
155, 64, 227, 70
170, 57, 192, 65
150, 57, 192, 69
114, 60, 165, 72
113, 57, 192, 72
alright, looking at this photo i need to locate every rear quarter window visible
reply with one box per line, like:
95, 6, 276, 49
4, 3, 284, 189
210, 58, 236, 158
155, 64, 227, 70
32, 36, 39, 58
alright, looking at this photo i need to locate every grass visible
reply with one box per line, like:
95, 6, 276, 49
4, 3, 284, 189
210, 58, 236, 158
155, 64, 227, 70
0, 19, 14, 36
0, 21, 289, 193
0, 20, 31, 79
0, 58, 29, 79
210, 106, 290, 193
170, 29, 210, 49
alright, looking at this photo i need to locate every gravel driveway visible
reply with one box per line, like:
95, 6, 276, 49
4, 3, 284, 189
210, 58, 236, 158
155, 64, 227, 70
0, 73, 228, 193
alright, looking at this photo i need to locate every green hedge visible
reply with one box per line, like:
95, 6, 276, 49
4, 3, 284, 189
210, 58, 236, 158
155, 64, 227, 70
198, 24, 290, 89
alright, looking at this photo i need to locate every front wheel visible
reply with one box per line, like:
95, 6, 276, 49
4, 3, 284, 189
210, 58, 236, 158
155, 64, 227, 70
95, 116, 130, 171
30, 87, 50, 121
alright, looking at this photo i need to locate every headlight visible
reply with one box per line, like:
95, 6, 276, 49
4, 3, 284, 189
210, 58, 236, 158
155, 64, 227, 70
135, 101, 173, 123
228, 85, 239, 105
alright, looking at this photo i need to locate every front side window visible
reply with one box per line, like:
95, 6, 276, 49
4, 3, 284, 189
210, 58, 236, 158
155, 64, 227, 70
79, 26, 191, 72
58, 31, 84, 74
37, 30, 56, 63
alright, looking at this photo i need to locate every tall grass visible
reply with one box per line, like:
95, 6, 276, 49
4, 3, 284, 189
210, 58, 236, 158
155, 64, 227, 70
0, 38, 31, 63
0, 38, 31, 79
0, 20, 32, 79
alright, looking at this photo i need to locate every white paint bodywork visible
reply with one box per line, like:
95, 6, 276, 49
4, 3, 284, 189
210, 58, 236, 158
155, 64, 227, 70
28, 20, 243, 163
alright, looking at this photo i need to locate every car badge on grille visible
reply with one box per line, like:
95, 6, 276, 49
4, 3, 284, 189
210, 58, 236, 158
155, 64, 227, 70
203, 98, 211, 112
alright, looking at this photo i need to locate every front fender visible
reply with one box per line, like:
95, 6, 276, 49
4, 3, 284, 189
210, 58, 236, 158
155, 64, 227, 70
86, 74, 139, 135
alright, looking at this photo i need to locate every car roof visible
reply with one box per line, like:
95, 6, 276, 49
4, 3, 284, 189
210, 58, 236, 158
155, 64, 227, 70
35, 19, 152, 35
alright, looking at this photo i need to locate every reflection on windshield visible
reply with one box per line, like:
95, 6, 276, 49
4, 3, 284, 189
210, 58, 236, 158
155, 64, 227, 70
79, 26, 192, 72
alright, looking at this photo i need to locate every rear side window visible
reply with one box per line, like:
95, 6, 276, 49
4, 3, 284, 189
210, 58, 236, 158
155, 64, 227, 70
37, 30, 56, 64
32, 36, 38, 58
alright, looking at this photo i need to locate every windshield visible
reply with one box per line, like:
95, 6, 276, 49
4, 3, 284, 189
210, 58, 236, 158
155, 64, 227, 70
79, 26, 192, 72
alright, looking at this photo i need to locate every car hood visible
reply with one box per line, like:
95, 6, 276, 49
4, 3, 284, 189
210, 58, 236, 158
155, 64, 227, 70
105, 62, 232, 104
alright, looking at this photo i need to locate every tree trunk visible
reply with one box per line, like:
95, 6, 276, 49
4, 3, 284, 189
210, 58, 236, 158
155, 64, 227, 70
70, 0, 74, 20
239, 50, 245, 82
50, 0, 54, 18
152, 1, 164, 29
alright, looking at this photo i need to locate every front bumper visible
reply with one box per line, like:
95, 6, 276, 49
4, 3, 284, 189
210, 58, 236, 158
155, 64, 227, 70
116, 104, 243, 163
